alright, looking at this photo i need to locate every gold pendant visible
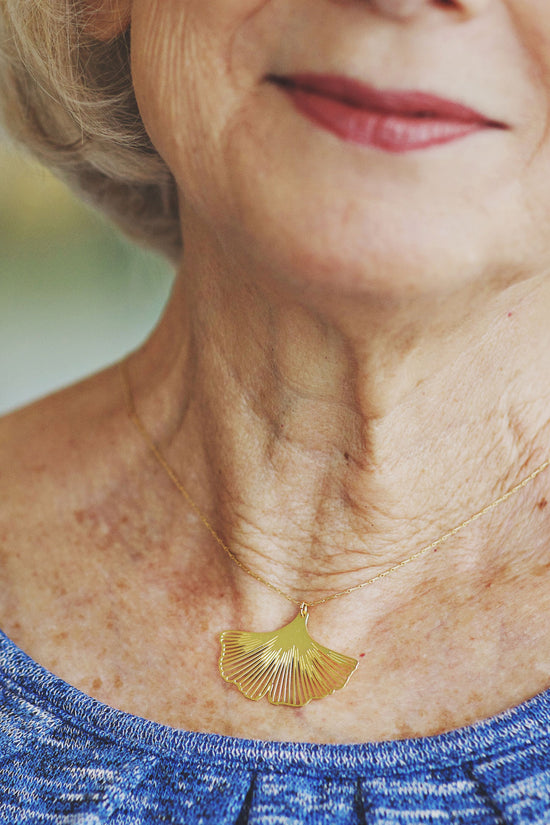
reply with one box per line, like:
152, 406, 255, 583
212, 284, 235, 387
219, 603, 358, 707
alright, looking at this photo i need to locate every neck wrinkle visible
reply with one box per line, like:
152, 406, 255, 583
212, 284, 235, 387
126, 245, 550, 612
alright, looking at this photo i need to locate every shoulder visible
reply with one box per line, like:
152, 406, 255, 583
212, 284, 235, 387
0, 364, 127, 513
0, 364, 133, 642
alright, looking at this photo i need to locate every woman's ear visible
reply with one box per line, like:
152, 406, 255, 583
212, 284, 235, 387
83, 0, 132, 41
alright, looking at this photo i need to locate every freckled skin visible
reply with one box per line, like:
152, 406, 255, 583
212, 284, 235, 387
5, 0, 550, 744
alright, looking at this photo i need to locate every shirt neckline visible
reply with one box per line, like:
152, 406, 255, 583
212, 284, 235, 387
1, 626, 549, 775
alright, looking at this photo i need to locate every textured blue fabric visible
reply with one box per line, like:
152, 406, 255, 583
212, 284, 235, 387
1, 629, 550, 823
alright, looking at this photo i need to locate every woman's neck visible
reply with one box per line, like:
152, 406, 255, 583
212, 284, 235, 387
128, 233, 550, 622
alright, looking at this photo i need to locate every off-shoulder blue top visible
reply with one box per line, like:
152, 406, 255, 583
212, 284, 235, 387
0, 628, 549, 824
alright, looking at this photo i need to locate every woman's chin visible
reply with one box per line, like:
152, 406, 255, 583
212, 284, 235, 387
193, 114, 526, 306
214, 199, 507, 309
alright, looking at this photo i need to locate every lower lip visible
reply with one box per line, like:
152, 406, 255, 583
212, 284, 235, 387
283, 87, 486, 153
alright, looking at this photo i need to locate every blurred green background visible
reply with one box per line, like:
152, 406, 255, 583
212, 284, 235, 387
0, 141, 174, 414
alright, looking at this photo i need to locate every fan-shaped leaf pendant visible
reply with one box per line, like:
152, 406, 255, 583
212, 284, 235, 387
219, 604, 358, 707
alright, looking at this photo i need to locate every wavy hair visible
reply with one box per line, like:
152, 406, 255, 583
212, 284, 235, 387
0, 1, 181, 260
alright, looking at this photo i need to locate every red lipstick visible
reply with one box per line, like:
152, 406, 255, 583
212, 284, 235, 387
270, 73, 506, 153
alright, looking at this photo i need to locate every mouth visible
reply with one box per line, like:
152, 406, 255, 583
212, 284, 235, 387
268, 73, 508, 153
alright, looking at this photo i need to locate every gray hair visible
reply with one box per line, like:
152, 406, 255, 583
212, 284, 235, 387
0, 1, 181, 260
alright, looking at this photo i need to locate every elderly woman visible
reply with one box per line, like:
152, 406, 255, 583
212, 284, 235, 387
1, 0, 550, 821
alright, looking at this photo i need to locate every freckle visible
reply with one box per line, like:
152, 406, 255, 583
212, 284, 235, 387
74, 510, 85, 525
92, 677, 102, 691
344, 452, 350, 461
114, 674, 123, 689
30, 464, 46, 473
538, 498, 548, 510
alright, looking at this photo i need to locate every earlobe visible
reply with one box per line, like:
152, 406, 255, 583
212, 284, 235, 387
83, 0, 132, 41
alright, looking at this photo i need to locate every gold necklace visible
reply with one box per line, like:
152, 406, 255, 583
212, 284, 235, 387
120, 362, 550, 707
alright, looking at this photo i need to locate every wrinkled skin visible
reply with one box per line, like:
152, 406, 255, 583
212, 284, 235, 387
127, 0, 550, 304
4, 0, 550, 744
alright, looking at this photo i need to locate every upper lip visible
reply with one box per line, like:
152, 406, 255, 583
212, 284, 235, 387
269, 73, 507, 128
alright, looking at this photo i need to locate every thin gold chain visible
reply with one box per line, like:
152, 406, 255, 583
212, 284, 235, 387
120, 361, 550, 609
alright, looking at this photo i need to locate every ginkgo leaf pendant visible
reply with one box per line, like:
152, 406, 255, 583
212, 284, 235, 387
219, 603, 358, 707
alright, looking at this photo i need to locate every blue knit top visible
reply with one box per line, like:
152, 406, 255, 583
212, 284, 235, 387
1, 628, 549, 824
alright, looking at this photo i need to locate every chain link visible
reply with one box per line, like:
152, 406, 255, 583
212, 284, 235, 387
120, 361, 550, 609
